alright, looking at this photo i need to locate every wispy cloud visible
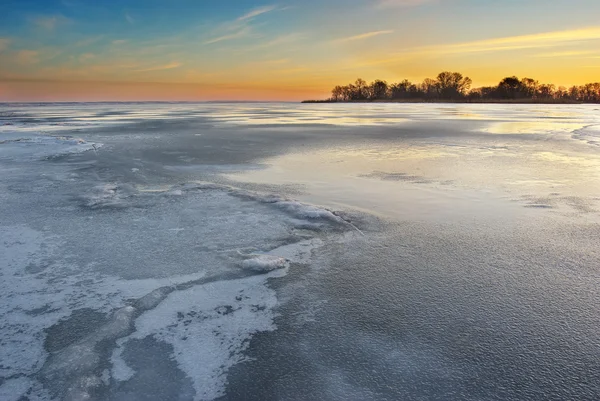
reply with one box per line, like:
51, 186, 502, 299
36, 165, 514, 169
245, 33, 305, 51
335, 30, 394, 43
204, 29, 250, 45
15, 50, 40, 65
263, 58, 290, 64
135, 62, 182, 72
79, 53, 95, 62
199, 5, 286, 49
125, 12, 135, 24
219, 32, 305, 55
31, 15, 71, 31
365, 26, 600, 65
0, 38, 10, 52
112, 39, 127, 45
245, 58, 291, 67
237, 5, 277, 21
72, 36, 104, 48
431, 27, 600, 55
275, 67, 308, 74
533, 50, 597, 57
377, 0, 435, 8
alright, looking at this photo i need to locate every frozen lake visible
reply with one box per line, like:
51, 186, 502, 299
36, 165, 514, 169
1, 102, 600, 400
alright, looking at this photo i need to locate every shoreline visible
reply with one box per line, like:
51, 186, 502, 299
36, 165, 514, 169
302, 99, 586, 104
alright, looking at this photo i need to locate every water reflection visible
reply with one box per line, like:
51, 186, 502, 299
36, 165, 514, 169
486, 121, 586, 134
226, 132, 600, 221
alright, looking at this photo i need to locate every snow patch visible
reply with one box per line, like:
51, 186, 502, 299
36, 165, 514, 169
115, 272, 281, 401
0, 225, 206, 394
110, 340, 136, 382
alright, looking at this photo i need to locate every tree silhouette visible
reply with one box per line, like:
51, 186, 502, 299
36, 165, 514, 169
520, 78, 539, 98
369, 80, 389, 100
354, 79, 368, 100
497, 76, 524, 99
322, 72, 600, 103
435, 72, 472, 99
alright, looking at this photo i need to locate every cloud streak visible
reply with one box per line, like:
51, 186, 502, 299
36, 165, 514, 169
240, 33, 305, 51
335, 30, 394, 43
534, 50, 597, 58
442, 27, 600, 54
15, 50, 40, 65
377, 0, 435, 8
0, 38, 10, 52
365, 26, 600, 65
135, 62, 182, 72
237, 5, 277, 21
31, 15, 71, 31
202, 6, 273, 46
204, 29, 250, 45
79, 53, 95, 62
259, 58, 290, 65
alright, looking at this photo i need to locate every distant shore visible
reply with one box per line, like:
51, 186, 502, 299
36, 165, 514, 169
311, 71, 599, 104
302, 99, 583, 104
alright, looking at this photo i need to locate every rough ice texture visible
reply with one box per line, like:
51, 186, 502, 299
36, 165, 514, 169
176, 181, 347, 226
113, 273, 280, 401
572, 124, 600, 147
0, 110, 344, 400
0, 225, 206, 399
0, 185, 329, 400
0, 377, 35, 401
241, 255, 290, 272
110, 237, 322, 400
80, 183, 138, 209
1, 102, 599, 401
0, 130, 101, 161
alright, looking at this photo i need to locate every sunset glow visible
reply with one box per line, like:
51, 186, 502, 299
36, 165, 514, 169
1, 0, 599, 101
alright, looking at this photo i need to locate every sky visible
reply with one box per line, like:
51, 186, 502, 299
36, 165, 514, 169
1, 0, 600, 101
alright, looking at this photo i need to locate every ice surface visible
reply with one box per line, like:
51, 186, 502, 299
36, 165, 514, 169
0, 129, 336, 399
114, 273, 279, 401
175, 181, 349, 227
0, 377, 35, 401
0, 192, 332, 399
572, 124, 600, 147
0, 213, 329, 400
109, 236, 323, 400
81, 183, 138, 209
1, 103, 600, 401
241, 254, 290, 272
0, 224, 214, 399
0, 129, 101, 161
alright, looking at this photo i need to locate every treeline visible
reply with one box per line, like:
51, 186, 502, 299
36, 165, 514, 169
316, 72, 600, 103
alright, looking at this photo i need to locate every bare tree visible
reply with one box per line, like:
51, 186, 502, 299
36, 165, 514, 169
354, 79, 368, 100
369, 80, 389, 100
497, 76, 524, 99
435, 72, 472, 100
520, 78, 539, 98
